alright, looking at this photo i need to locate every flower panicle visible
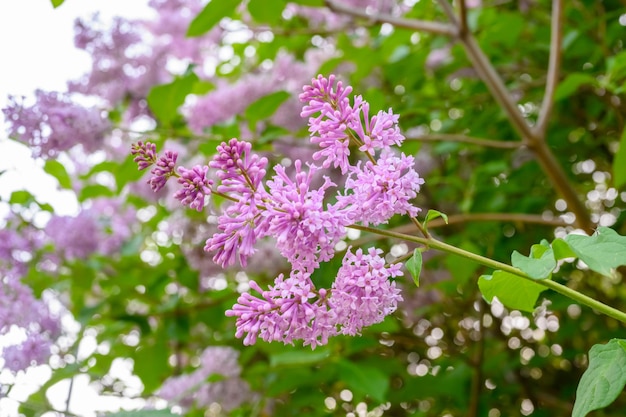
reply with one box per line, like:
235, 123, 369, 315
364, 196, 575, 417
210, 138, 268, 195
132, 141, 215, 210
299, 74, 409, 173
131, 140, 158, 170
148, 149, 178, 192
174, 165, 213, 211
225, 248, 403, 348
131, 74, 425, 349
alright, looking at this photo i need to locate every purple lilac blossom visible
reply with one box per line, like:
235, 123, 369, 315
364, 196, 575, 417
147, 0, 221, 63
149, 150, 178, 192
226, 247, 403, 347
339, 150, 425, 225
0, 228, 36, 278
2, 90, 110, 158
209, 139, 268, 197
1, 333, 51, 373
262, 160, 348, 271
186, 53, 320, 134
212, 74, 423, 347
203, 139, 270, 267
0, 272, 60, 373
70, 16, 169, 106
350, 99, 406, 153
225, 274, 333, 347
0, 274, 61, 339
157, 346, 252, 411
45, 199, 135, 260
330, 247, 403, 336
187, 74, 277, 134
138, 75, 425, 349
131, 140, 158, 170
90, 198, 137, 256
300, 74, 358, 174
204, 201, 262, 268
70, 1, 223, 120
45, 213, 100, 260
174, 165, 213, 211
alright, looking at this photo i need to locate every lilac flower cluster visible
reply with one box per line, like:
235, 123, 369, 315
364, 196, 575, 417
226, 247, 402, 347
186, 52, 324, 134
2, 332, 52, 372
0, 264, 60, 373
70, 0, 219, 120
134, 74, 424, 347
157, 346, 252, 411
45, 198, 136, 260
2, 90, 111, 158
301, 75, 425, 226
132, 141, 213, 210
175, 166, 214, 211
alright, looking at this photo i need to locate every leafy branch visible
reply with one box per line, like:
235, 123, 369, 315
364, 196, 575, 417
349, 223, 626, 324
326, 0, 595, 234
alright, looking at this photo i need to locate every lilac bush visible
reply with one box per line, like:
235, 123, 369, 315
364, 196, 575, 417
2, 90, 110, 158
157, 346, 252, 411
0, 230, 61, 373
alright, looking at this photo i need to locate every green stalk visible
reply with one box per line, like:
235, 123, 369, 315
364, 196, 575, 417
349, 224, 626, 324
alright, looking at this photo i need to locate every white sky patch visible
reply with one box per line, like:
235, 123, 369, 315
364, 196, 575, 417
0, 0, 153, 214
0, 1, 152, 416
0, 0, 153, 109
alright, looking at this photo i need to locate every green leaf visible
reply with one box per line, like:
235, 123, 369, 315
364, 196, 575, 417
44, 159, 72, 189
292, 0, 323, 4
405, 249, 423, 287
573, 339, 626, 417
187, 0, 241, 37
79, 184, 115, 201
552, 238, 577, 260
316, 57, 346, 79
191, 80, 214, 95
563, 227, 626, 276
115, 154, 145, 191
147, 72, 199, 126
269, 348, 330, 367
133, 339, 170, 393
554, 73, 597, 101
104, 411, 177, 417
9, 190, 34, 205
245, 91, 291, 124
511, 239, 556, 280
424, 209, 448, 232
336, 360, 389, 403
613, 128, 626, 189
84, 161, 119, 179
248, 0, 287, 24
478, 270, 546, 312
50, 0, 64, 8
484, 12, 524, 48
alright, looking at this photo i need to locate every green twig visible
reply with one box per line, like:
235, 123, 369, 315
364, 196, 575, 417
348, 224, 626, 324
406, 133, 524, 149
